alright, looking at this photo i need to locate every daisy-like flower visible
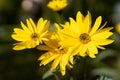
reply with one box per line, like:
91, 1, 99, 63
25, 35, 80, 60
37, 33, 74, 76
12, 18, 51, 50
55, 11, 114, 58
47, 0, 68, 11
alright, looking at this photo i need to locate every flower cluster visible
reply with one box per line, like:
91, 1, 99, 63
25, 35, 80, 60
11, 11, 114, 76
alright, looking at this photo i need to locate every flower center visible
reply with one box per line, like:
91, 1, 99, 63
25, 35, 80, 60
31, 33, 39, 41
79, 33, 91, 44
54, 46, 67, 54
60, 48, 67, 54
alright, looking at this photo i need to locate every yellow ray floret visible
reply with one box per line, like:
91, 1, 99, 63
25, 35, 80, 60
55, 11, 114, 58
12, 18, 51, 50
47, 0, 68, 11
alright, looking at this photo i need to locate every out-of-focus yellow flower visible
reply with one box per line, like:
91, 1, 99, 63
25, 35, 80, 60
47, 0, 68, 11
37, 33, 74, 76
116, 23, 120, 34
55, 11, 114, 58
12, 18, 51, 50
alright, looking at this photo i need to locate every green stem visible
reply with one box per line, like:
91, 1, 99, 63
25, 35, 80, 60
83, 57, 87, 80
53, 11, 65, 24
53, 72, 60, 80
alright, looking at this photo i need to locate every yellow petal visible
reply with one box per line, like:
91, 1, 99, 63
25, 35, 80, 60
67, 62, 73, 68
40, 31, 48, 38
68, 48, 75, 64
13, 40, 37, 50
38, 52, 53, 60
95, 39, 114, 46
29, 18, 37, 32
97, 46, 105, 50
13, 42, 26, 50
91, 32, 113, 40
54, 23, 61, 31
12, 28, 30, 41
76, 11, 84, 25
83, 11, 91, 33
37, 18, 48, 33
41, 21, 50, 33
60, 39, 79, 47
72, 44, 87, 56
25, 40, 38, 48
26, 18, 35, 32
40, 53, 57, 66
97, 27, 113, 33
60, 28, 79, 39
21, 21, 31, 33
97, 22, 107, 31
69, 18, 80, 34
59, 49, 72, 75
76, 11, 84, 33
90, 16, 102, 35
79, 44, 87, 57
69, 55, 73, 65
51, 54, 61, 71
60, 56, 66, 75
87, 42, 98, 58
13, 28, 24, 33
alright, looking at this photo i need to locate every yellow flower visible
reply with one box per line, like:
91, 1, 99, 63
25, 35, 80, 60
37, 33, 74, 76
47, 0, 68, 11
55, 11, 114, 58
116, 23, 120, 33
12, 18, 51, 50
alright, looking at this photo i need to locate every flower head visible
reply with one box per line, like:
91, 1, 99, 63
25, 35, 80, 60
56, 11, 114, 58
47, 0, 68, 11
37, 33, 74, 76
12, 18, 51, 50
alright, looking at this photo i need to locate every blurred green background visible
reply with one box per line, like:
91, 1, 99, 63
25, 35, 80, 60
0, 0, 120, 80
